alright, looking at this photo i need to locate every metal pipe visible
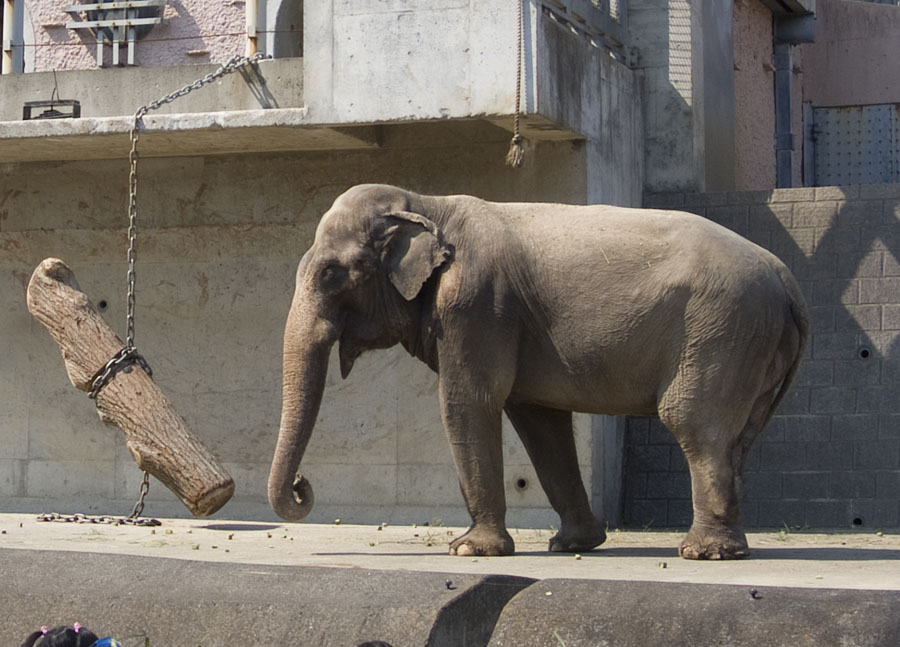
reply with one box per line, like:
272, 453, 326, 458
772, 13, 816, 188
2, 0, 15, 74
245, 0, 258, 57
773, 41, 793, 188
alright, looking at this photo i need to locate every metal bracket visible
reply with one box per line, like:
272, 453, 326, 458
23, 100, 81, 120
64, 0, 167, 67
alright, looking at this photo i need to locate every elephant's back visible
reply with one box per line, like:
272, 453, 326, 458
492, 202, 771, 288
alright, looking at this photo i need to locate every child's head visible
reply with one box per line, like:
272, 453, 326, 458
20, 624, 100, 647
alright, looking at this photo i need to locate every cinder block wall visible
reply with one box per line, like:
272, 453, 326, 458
626, 184, 900, 530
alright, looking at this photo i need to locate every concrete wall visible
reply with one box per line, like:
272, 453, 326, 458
0, 58, 304, 121
626, 184, 900, 530
797, 0, 900, 108
304, 1, 517, 125
536, 7, 643, 207
629, 0, 735, 193
0, 2, 644, 527
0, 142, 600, 526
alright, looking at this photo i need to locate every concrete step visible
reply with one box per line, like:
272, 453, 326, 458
5, 548, 900, 647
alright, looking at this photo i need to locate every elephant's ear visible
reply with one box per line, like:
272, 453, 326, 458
377, 211, 452, 300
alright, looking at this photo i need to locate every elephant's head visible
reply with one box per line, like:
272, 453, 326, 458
268, 185, 452, 521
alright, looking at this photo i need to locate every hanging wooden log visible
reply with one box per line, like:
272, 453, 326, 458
26, 258, 234, 517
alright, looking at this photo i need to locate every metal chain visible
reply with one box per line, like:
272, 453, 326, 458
125, 52, 267, 349
89, 346, 153, 399
129, 471, 152, 520
61, 52, 269, 528
36, 512, 161, 527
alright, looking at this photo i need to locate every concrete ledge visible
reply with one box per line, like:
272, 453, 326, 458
6, 548, 900, 647
0, 109, 582, 162
0, 108, 389, 162
1, 549, 533, 647
489, 579, 900, 647
3, 518, 899, 645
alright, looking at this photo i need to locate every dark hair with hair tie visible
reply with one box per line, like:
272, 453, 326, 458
20, 624, 100, 647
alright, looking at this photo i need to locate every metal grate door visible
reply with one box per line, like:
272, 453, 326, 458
812, 104, 900, 186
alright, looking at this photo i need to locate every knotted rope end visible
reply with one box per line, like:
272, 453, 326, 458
506, 134, 525, 169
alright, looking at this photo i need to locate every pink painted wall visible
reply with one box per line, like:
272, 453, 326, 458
26, 0, 244, 71
732, 0, 775, 191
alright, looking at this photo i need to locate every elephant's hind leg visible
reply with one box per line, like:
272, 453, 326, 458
676, 446, 750, 560
505, 403, 606, 553
677, 332, 799, 560
661, 405, 752, 560
678, 378, 786, 558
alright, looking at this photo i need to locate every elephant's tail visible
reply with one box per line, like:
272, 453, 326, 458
763, 260, 809, 425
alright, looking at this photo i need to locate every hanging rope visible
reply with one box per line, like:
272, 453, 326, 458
506, 0, 525, 168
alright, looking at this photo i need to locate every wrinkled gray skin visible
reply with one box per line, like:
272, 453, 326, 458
268, 184, 808, 560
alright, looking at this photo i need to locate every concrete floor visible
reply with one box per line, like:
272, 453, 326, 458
2, 513, 897, 591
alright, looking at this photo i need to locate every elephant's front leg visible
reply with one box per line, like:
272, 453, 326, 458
439, 387, 514, 557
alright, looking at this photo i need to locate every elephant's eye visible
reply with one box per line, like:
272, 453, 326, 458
320, 264, 348, 290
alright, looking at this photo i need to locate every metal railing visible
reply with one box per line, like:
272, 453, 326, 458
64, 0, 166, 67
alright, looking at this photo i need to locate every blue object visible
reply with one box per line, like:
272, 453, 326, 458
90, 639, 122, 647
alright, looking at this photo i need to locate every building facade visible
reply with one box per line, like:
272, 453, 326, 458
1, 0, 899, 530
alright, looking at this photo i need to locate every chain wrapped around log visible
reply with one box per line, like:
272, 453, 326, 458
26, 258, 235, 517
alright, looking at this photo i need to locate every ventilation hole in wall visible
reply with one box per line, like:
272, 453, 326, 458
514, 477, 528, 491
859, 348, 871, 359
97, 299, 108, 312
852, 517, 863, 526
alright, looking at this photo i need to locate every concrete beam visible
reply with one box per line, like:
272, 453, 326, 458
0, 108, 383, 162
0, 109, 585, 163
759, 0, 815, 16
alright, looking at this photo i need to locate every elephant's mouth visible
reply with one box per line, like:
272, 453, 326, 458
338, 335, 362, 379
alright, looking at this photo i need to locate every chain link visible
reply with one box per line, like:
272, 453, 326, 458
37, 510, 161, 527
129, 471, 152, 520
125, 52, 267, 349
65, 53, 270, 527
89, 346, 153, 399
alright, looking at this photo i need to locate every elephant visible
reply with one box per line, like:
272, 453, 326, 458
267, 184, 808, 560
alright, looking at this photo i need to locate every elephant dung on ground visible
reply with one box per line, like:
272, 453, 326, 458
268, 184, 808, 560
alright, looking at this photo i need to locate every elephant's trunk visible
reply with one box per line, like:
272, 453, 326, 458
267, 315, 333, 521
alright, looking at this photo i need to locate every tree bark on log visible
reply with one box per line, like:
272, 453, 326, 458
26, 258, 234, 517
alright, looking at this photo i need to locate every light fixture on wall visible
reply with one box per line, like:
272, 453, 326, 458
23, 70, 81, 119
64, 0, 166, 67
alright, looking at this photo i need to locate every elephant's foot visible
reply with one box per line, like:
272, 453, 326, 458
679, 525, 750, 560
449, 526, 514, 557
548, 520, 607, 553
